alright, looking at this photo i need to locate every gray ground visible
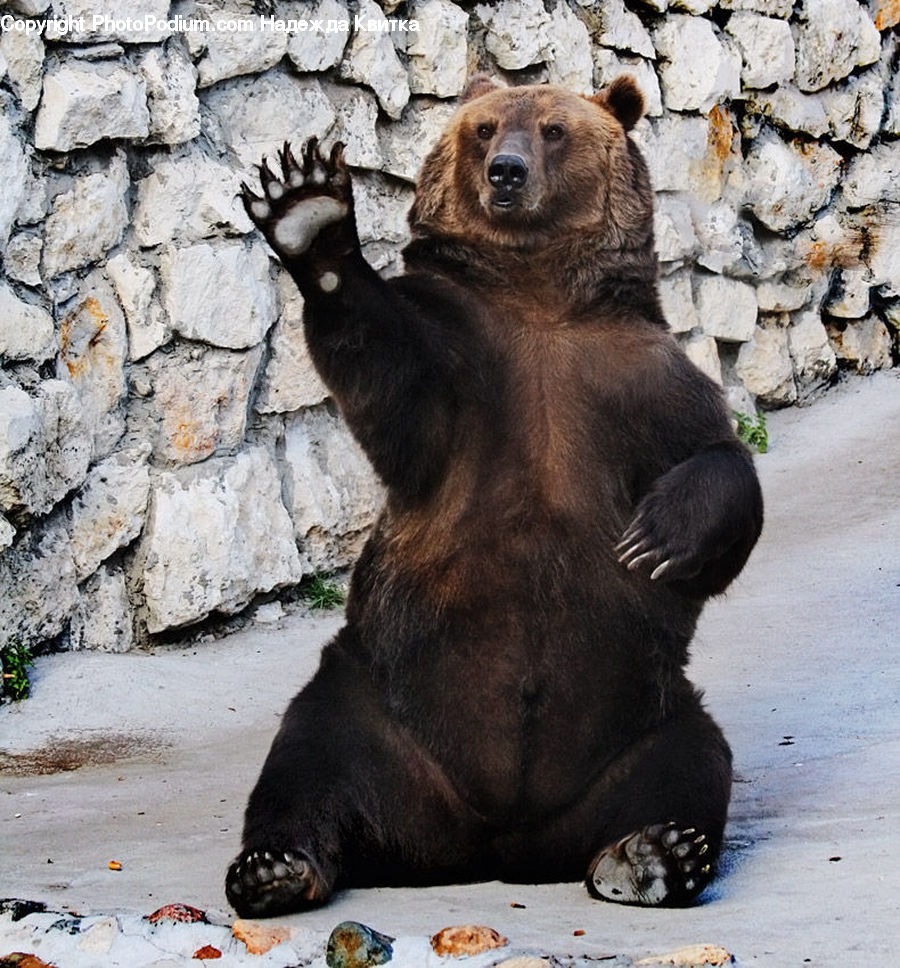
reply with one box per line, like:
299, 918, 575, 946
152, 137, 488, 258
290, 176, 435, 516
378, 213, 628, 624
1, 370, 898, 966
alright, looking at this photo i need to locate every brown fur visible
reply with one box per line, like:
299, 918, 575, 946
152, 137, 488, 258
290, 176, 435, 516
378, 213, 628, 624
227, 76, 763, 918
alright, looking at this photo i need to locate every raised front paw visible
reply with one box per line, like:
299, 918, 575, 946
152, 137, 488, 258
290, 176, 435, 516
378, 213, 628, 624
225, 847, 328, 918
587, 822, 713, 907
241, 139, 352, 260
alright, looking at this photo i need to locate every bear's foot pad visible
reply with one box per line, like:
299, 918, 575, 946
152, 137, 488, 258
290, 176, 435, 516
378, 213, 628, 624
241, 139, 350, 258
226, 848, 323, 918
587, 822, 711, 907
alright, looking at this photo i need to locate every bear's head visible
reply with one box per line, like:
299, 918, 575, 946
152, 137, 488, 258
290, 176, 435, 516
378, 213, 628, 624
409, 76, 654, 254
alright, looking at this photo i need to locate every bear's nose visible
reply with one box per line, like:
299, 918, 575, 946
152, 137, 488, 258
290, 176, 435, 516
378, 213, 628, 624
488, 154, 529, 190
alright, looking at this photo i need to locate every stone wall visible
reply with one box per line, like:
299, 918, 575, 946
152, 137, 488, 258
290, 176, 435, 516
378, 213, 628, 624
1, 0, 898, 651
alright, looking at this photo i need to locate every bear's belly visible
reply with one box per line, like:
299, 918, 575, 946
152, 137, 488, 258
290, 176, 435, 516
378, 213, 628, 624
357, 561, 694, 821
350, 488, 700, 820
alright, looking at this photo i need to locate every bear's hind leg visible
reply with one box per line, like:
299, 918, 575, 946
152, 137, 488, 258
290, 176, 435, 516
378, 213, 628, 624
583, 707, 732, 907
226, 632, 486, 918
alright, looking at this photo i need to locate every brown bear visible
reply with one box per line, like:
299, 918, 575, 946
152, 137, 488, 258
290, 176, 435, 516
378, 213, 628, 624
226, 75, 763, 918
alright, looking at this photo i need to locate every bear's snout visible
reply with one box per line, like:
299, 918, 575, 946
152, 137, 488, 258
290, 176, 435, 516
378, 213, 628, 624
488, 153, 529, 196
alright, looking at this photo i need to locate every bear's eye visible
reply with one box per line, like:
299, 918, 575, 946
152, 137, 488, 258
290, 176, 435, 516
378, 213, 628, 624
476, 123, 495, 141
543, 124, 565, 142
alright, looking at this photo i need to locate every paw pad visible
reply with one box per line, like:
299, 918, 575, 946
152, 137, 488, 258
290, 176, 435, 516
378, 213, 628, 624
225, 847, 322, 918
588, 822, 714, 907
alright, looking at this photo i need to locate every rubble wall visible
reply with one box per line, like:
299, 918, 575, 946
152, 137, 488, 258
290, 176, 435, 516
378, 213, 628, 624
1, 0, 898, 649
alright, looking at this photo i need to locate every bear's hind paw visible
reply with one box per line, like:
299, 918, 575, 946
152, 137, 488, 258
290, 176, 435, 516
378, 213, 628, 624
226, 847, 327, 918
586, 822, 713, 907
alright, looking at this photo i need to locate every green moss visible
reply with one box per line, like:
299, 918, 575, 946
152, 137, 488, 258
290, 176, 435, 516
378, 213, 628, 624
1, 640, 34, 702
734, 411, 768, 454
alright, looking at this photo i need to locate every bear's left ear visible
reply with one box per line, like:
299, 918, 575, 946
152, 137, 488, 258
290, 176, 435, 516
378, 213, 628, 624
590, 75, 645, 132
461, 73, 501, 103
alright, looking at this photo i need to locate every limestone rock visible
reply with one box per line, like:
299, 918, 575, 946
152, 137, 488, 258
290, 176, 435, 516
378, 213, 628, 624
789, 309, 837, 395
593, 51, 663, 116
682, 333, 723, 383
407, 0, 469, 98
861, 206, 900, 295
692, 201, 744, 274
285, 0, 351, 73
77, 565, 135, 652
159, 241, 277, 350
841, 142, 900, 208
670, 0, 715, 12
633, 109, 739, 204
741, 131, 842, 232
653, 16, 741, 113
0, 380, 91, 515
719, 0, 792, 14
129, 342, 264, 466
256, 273, 328, 414
34, 59, 150, 151
42, 151, 129, 278
202, 70, 336, 170
340, 0, 410, 120
282, 404, 383, 573
378, 98, 457, 183
0, 112, 30, 254
47, 0, 172, 42
106, 251, 169, 361
133, 152, 252, 247
826, 267, 870, 318
0, 515, 80, 647
197, 14, 287, 88
351, 171, 415, 273
885, 41, 900, 136
8, 0, 51, 13
138, 447, 303, 634
793, 0, 881, 92
0, 513, 14, 552
655, 193, 697, 264
593, 0, 655, 59
475, 0, 551, 70
324, 85, 382, 170
69, 445, 151, 581
138, 42, 201, 146
756, 280, 815, 312
696, 274, 758, 342
58, 271, 128, 460
544, 1, 594, 94
658, 269, 698, 333
826, 315, 893, 372
0, 282, 55, 362
744, 75, 883, 148
725, 13, 794, 89
636, 943, 734, 966
819, 70, 885, 150
4, 232, 43, 287
736, 320, 798, 405
0, 25, 44, 111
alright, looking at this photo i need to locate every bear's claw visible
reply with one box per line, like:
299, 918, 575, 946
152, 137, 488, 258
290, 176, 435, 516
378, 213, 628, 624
615, 510, 698, 583
586, 822, 714, 907
226, 847, 325, 918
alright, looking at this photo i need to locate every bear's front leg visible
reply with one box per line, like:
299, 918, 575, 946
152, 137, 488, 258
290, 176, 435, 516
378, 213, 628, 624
241, 138, 356, 293
617, 441, 763, 598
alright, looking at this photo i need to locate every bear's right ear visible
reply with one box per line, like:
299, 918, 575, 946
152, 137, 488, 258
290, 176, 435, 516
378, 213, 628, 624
461, 74, 500, 103
591, 75, 645, 131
